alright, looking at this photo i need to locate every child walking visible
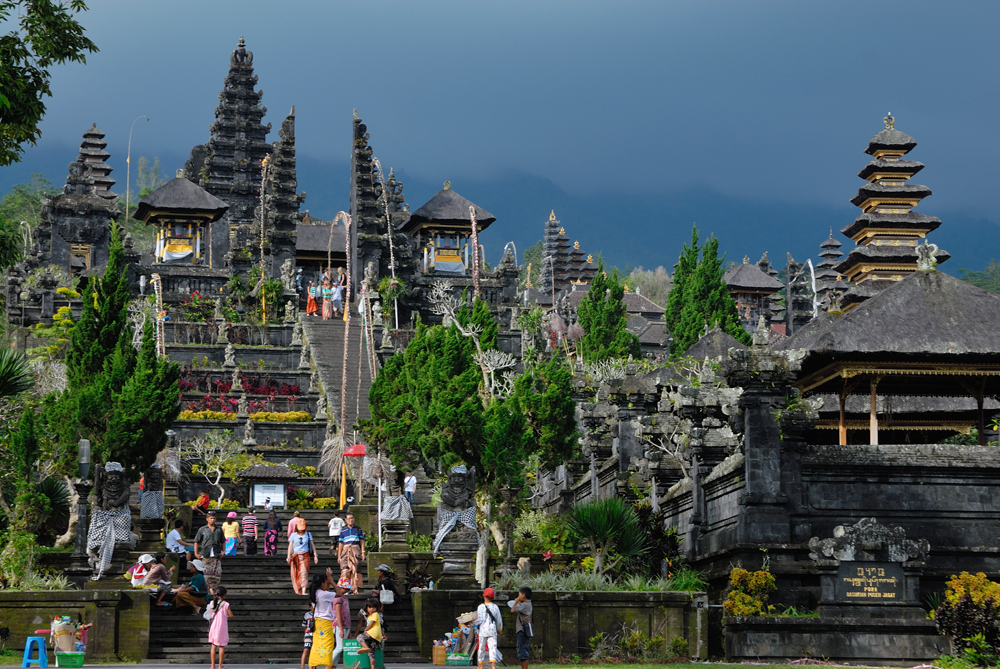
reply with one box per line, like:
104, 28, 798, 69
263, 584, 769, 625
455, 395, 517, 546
208, 586, 233, 669
476, 587, 502, 669
300, 603, 315, 669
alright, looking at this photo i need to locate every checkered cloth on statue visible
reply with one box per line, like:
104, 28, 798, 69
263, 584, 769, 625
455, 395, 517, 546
140, 492, 164, 519
87, 508, 132, 578
432, 506, 478, 555
381, 496, 413, 521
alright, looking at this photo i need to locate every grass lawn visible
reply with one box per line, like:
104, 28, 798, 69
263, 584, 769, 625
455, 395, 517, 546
532, 664, 911, 669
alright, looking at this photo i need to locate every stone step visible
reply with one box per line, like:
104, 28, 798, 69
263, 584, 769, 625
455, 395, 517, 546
300, 316, 373, 435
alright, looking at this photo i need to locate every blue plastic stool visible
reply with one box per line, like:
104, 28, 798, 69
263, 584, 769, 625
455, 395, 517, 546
22, 637, 48, 668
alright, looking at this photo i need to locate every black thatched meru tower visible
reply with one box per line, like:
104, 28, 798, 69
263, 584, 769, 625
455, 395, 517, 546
267, 107, 304, 277
837, 114, 950, 311
185, 37, 272, 272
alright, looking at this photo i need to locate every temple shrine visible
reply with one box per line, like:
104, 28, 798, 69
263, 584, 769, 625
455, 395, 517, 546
401, 183, 496, 275
537, 210, 597, 298
184, 37, 274, 269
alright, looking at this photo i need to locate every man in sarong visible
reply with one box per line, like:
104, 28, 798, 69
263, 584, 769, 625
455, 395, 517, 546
337, 513, 366, 591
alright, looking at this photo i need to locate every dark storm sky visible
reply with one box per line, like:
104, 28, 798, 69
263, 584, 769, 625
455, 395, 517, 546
4, 0, 1000, 272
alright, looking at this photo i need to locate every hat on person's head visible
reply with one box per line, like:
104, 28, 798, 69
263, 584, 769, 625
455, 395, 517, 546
483, 587, 495, 599
227, 511, 237, 519
191, 560, 205, 572
138, 554, 155, 564
376, 564, 392, 573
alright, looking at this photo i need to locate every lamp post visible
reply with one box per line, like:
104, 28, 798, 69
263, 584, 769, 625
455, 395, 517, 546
125, 115, 149, 225
74, 439, 93, 557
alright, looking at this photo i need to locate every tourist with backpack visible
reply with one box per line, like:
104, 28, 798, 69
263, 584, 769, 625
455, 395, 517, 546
476, 588, 503, 669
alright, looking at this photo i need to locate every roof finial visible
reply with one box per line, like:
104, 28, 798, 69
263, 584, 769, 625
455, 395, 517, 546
176, 168, 184, 178
884, 112, 894, 129
238, 36, 245, 48
549, 210, 556, 221
743, 255, 749, 264
443, 181, 451, 190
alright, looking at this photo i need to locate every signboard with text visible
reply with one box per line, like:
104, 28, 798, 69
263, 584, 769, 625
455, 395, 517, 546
252, 483, 286, 508
835, 562, 903, 602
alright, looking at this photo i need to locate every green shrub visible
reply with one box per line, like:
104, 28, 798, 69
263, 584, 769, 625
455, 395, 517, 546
0, 530, 37, 587
667, 636, 690, 659
513, 509, 578, 554
406, 533, 433, 552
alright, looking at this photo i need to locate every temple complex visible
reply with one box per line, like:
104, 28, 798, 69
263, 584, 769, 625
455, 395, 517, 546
837, 115, 949, 310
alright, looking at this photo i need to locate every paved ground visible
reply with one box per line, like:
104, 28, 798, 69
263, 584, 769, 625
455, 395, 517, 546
124, 665, 432, 668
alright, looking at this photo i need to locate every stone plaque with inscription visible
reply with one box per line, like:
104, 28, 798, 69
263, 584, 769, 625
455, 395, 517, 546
835, 561, 903, 602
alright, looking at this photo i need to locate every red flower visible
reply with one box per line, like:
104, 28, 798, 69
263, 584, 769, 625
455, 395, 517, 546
542, 550, 553, 561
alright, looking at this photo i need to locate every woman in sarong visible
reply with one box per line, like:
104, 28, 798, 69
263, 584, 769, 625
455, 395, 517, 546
306, 281, 319, 316
221, 512, 240, 556
308, 569, 342, 669
263, 511, 282, 556
286, 521, 318, 595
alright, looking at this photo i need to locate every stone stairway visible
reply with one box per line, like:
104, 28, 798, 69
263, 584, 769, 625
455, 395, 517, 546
300, 314, 374, 438
146, 553, 423, 663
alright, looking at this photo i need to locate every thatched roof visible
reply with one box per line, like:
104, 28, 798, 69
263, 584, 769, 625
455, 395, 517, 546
134, 177, 229, 223
402, 187, 495, 234
239, 464, 299, 480
775, 270, 1000, 358
866, 126, 917, 155
684, 326, 747, 360
296, 223, 345, 253
724, 262, 784, 292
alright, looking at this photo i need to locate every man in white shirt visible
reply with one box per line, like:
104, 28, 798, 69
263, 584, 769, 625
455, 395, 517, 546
165, 519, 193, 569
264, 497, 273, 511
327, 511, 346, 551
404, 472, 417, 505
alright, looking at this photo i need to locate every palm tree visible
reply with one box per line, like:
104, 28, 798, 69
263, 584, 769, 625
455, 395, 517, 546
0, 349, 34, 399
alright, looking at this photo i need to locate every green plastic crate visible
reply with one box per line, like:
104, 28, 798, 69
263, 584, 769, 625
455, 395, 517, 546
445, 653, 472, 666
55, 652, 85, 668
342, 638, 383, 669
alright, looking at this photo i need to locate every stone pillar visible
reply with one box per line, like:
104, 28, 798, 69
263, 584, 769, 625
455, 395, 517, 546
135, 518, 166, 552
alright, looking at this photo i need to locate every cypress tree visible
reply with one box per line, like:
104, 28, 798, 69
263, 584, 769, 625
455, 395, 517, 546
670, 235, 751, 355
577, 260, 640, 362
101, 320, 180, 480
66, 222, 132, 388
664, 224, 699, 340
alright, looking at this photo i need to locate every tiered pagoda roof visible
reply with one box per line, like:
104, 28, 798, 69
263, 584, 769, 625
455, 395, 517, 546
185, 37, 272, 237
74, 124, 115, 198
537, 211, 597, 295
836, 115, 949, 310
266, 106, 304, 273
